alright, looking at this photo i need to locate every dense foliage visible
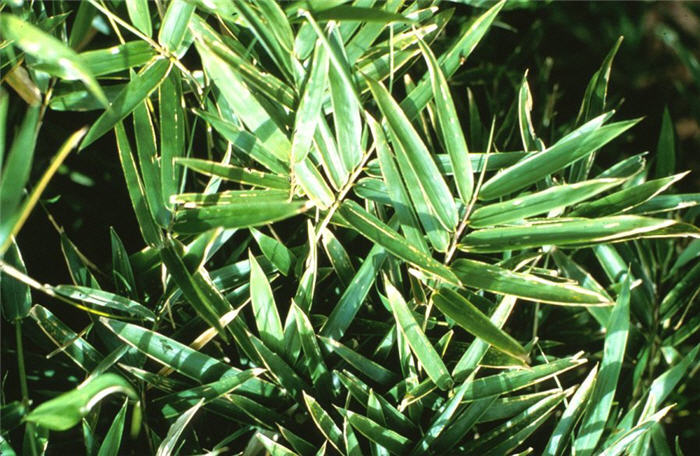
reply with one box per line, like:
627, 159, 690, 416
1, 1, 699, 455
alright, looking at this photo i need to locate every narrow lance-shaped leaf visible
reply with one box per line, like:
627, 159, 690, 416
176, 157, 290, 190
25, 374, 139, 431
292, 39, 329, 164
338, 201, 460, 286
368, 113, 429, 254
433, 288, 528, 362
452, 258, 609, 305
172, 198, 312, 234
160, 239, 231, 337
1, 242, 32, 321
342, 409, 412, 455
125, 0, 152, 36
655, 106, 675, 178
479, 115, 639, 200
366, 76, 458, 231
303, 392, 344, 454
114, 122, 162, 247
460, 216, 690, 253
570, 172, 687, 217
0, 14, 107, 107
574, 275, 631, 456
469, 178, 623, 228
0, 105, 39, 235
418, 38, 473, 203
132, 100, 170, 226
194, 40, 291, 159
328, 25, 363, 173
159, 72, 185, 210
96, 399, 128, 456
400, 1, 506, 121
543, 364, 599, 456
156, 400, 203, 456
80, 41, 155, 77
385, 281, 453, 391
518, 70, 540, 152
81, 58, 171, 149
159, 0, 195, 53
249, 252, 284, 355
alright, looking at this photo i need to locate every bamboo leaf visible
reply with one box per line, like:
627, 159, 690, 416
366, 76, 458, 232
574, 275, 631, 456
385, 281, 453, 391
0, 14, 107, 107
452, 258, 609, 305
433, 288, 528, 362
81, 58, 171, 149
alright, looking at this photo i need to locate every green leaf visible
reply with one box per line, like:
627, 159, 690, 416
30, 305, 103, 372
96, 399, 128, 456
81, 58, 171, 149
159, 72, 185, 210
249, 251, 284, 355
461, 216, 689, 253
452, 258, 609, 305
460, 354, 586, 401
322, 241, 388, 339
156, 400, 203, 456
291, 40, 329, 164
251, 228, 296, 277
319, 336, 398, 386
452, 295, 518, 381
517, 71, 541, 152
159, 0, 195, 53
574, 275, 631, 456
132, 98, 171, 226
1, 242, 31, 321
570, 173, 687, 217
125, 0, 152, 36
115, 121, 163, 248
0, 14, 107, 107
53, 285, 155, 321
159, 368, 265, 418
176, 157, 290, 190
366, 76, 458, 232
479, 115, 638, 200
110, 227, 137, 298
468, 391, 566, 455
257, 433, 297, 456
469, 178, 622, 228
293, 151, 336, 210
160, 238, 231, 337
385, 281, 453, 391
194, 29, 291, 158
172, 198, 311, 234
655, 106, 675, 178
315, 5, 415, 23
543, 365, 598, 456
577, 36, 623, 125
303, 392, 344, 453
328, 26, 362, 173
338, 201, 460, 286
369, 114, 429, 254
320, 228, 355, 287
25, 373, 138, 431
433, 288, 528, 362
0, 105, 39, 229
291, 301, 329, 383
194, 109, 287, 174
598, 406, 673, 456
400, 1, 506, 121
342, 409, 412, 455
419, 38, 474, 203
80, 41, 155, 77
